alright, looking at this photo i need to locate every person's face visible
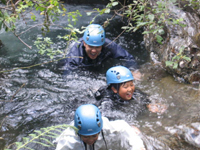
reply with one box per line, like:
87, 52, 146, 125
80, 133, 99, 145
83, 42, 102, 59
112, 80, 135, 101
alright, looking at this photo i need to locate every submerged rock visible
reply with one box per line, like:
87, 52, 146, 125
166, 122, 200, 148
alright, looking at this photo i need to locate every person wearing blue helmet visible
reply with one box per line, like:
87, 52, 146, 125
55, 104, 146, 150
59, 24, 140, 77
94, 66, 167, 120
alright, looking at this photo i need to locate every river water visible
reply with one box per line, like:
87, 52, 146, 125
0, 3, 200, 150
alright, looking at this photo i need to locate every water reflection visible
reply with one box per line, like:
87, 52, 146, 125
0, 3, 200, 150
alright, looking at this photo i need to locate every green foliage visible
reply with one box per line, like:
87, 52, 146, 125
0, 0, 66, 32
165, 46, 191, 69
1, 0, 198, 55
5, 124, 78, 150
84, 0, 189, 44
67, 10, 82, 25
34, 24, 84, 58
184, 0, 200, 10
34, 37, 63, 59
1, 0, 6, 5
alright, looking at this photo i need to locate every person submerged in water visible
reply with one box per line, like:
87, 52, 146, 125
94, 66, 167, 119
55, 104, 146, 150
59, 23, 141, 78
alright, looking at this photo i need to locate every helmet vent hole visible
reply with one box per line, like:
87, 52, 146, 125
116, 72, 119, 75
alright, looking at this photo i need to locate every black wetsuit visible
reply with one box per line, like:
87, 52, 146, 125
94, 86, 150, 120
60, 38, 138, 75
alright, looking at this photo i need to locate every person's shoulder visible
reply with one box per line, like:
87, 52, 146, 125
94, 85, 110, 100
104, 38, 116, 46
67, 38, 84, 55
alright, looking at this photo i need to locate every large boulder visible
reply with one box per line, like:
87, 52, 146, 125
144, 0, 200, 84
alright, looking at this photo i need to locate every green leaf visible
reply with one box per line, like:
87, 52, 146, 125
158, 29, 164, 34
182, 56, 191, 61
40, 138, 54, 146
29, 134, 36, 137
136, 22, 149, 27
86, 12, 93, 16
15, 142, 23, 147
32, 141, 51, 147
165, 61, 174, 67
148, 14, 154, 21
31, 14, 36, 21
172, 55, 180, 61
142, 31, 151, 34
105, 8, 110, 13
23, 137, 30, 143
112, 2, 118, 6
156, 35, 163, 44
173, 63, 178, 69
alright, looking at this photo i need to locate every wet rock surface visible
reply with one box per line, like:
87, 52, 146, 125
144, 0, 200, 84
166, 122, 200, 148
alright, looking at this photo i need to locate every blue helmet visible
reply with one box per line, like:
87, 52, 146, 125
74, 104, 103, 136
83, 24, 105, 46
106, 66, 134, 85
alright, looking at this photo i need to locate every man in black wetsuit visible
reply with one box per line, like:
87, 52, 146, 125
60, 24, 140, 76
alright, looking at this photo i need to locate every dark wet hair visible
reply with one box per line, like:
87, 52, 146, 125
109, 82, 127, 92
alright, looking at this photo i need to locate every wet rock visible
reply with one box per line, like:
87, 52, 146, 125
166, 122, 200, 148
189, 71, 200, 84
0, 137, 6, 150
0, 40, 3, 48
144, 0, 200, 84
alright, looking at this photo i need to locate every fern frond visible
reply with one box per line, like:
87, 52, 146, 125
22, 137, 29, 143
40, 138, 55, 147
32, 141, 51, 147
6, 124, 78, 150
34, 130, 42, 134
45, 131, 59, 136
43, 134, 57, 138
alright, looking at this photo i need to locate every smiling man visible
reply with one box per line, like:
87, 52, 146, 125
60, 24, 138, 75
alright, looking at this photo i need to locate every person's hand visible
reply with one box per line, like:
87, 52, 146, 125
131, 70, 143, 81
147, 103, 168, 114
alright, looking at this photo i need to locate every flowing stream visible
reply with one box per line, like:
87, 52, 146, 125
0, 3, 200, 150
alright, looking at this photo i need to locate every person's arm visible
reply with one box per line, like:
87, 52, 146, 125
59, 40, 83, 75
104, 118, 146, 150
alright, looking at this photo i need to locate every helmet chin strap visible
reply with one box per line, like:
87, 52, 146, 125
83, 142, 94, 150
